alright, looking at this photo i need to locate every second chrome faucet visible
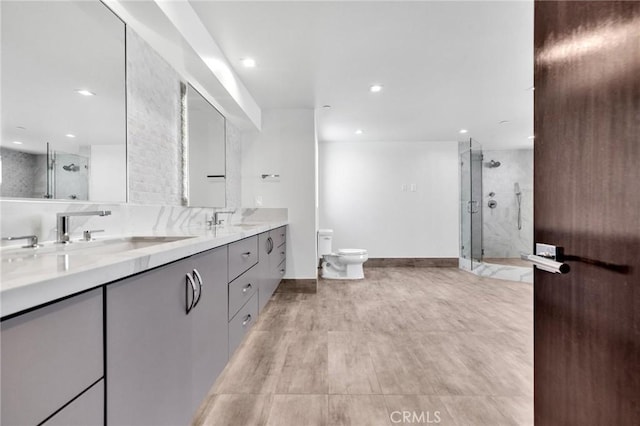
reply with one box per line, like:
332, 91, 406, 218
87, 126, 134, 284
56, 210, 111, 243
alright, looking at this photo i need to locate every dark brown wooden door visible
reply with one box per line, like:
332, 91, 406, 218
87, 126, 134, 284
534, 1, 640, 424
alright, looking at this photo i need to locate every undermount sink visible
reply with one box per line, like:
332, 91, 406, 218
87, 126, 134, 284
1, 235, 197, 261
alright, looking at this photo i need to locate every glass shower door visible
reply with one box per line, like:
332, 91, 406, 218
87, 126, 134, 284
459, 138, 483, 270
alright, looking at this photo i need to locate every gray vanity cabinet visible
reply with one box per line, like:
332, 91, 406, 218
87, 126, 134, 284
106, 246, 228, 426
0, 288, 103, 426
189, 247, 229, 415
42, 380, 104, 426
257, 227, 287, 313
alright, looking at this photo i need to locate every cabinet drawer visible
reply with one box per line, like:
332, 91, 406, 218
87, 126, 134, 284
272, 226, 286, 248
42, 379, 104, 426
228, 236, 259, 281
229, 266, 258, 321
1, 288, 103, 426
228, 292, 258, 356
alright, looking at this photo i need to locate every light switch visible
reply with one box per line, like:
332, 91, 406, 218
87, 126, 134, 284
410, 183, 417, 192
401, 184, 407, 192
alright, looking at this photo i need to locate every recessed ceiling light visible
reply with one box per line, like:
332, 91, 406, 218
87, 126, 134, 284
12, 141, 23, 145
528, 135, 535, 139
459, 129, 468, 134
370, 84, 383, 93
322, 105, 332, 109
355, 129, 363, 135
16, 126, 26, 130
76, 89, 95, 96
241, 58, 256, 68
499, 120, 510, 125
66, 134, 76, 138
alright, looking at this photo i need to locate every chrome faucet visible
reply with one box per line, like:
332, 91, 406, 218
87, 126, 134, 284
56, 210, 111, 243
207, 209, 236, 228
1, 235, 40, 248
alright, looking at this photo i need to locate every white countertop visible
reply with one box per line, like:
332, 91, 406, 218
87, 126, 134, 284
0, 221, 287, 318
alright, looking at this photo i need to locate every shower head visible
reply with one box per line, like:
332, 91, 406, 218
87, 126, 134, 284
62, 163, 80, 172
487, 160, 501, 168
514, 182, 522, 195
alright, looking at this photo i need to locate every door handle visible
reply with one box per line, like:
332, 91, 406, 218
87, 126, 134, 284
520, 243, 570, 274
185, 273, 197, 314
192, 269, 203, 308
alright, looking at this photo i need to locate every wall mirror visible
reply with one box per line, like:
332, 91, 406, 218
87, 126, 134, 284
186, 84, 226, 207
1, 1, 126, 202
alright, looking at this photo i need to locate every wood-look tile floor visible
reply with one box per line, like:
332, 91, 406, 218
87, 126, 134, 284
194, 267, 533, 426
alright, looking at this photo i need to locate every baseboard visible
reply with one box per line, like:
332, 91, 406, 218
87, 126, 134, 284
365, 258, 458, 267
275, 279, 317, 294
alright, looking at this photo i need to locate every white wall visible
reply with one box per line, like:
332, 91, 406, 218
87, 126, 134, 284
242, 109, 317, 279
90, 145, 126, 202
319, 140, 459, 258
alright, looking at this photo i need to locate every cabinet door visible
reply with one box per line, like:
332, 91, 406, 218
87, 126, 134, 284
1, 288, 103, 426
190, 246, 228, 414
107, 261, 192, 426
42, 380, 104, 426
257, 232, 271, 312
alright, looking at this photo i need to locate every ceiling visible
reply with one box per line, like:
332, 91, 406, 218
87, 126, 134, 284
189, 0, 534, 149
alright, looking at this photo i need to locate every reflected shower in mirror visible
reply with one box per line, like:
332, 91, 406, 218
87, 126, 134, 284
0, 1, 126, 202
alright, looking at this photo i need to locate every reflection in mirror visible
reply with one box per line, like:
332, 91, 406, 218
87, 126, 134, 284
186, 84, 226, 207
0, 1, 126, 202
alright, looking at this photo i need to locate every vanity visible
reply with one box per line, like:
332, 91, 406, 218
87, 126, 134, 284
0, 222, 287, 426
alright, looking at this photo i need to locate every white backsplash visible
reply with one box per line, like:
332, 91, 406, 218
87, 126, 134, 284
0, 200, 286, 246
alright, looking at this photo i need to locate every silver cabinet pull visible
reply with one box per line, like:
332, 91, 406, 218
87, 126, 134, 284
192, 269, 203, 308
242, 252, 251, 258
242, 314, 252, 326
185, 273, 197, 314
266, 237, 273, 254
242, 283, 252, 293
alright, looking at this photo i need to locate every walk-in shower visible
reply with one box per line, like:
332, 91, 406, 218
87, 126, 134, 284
459, 139, 534, 282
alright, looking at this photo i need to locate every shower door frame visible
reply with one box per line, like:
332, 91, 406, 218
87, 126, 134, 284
459, 138, 483, 270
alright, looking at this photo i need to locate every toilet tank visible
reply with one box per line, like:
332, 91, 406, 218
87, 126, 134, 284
317, 229, 333, 258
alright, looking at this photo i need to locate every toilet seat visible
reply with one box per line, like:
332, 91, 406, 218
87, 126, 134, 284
337, 248, 367, 255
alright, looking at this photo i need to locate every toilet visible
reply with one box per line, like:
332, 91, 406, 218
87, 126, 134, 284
318, 229, 368, 280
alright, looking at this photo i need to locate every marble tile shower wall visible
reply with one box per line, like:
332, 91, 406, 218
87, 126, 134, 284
0, 148, 38, 198
482, 149, 533, 258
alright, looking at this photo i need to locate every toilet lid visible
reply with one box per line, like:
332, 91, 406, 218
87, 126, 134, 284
338, 248, 367, 255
